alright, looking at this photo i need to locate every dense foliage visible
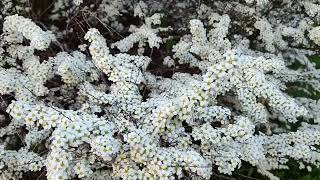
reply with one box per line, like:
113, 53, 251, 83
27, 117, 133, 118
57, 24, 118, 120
0, 0, 320, 180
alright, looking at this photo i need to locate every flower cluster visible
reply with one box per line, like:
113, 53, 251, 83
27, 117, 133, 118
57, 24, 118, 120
3, 15, 55, 50
111, 13, 163, 53
1, 1, 320, 180
0, 146, 44, 180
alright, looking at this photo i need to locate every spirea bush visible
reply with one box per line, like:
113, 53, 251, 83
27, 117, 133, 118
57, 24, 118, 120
0, 0, 320, 180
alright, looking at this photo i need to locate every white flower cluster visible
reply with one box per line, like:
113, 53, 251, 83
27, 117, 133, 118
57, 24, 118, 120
3, 15, 55, 50
254, 19, 278, 53
309, 26, 320, 46
91, 135, 122, 161
1, 1, 320, 180
173, 17, 231, 70
85, 28, 150, 84
73, 0, 83, 6
6, 100, 121, 180
303, 1, 320, 19
113, 147, 212, 180
111, 13, 163, 53
0, 146, 44, 180
50, 51, 99, 85
0, 0, 31, 19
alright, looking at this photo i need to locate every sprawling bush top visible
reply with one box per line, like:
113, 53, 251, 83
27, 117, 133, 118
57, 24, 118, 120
0, 0, 320, 180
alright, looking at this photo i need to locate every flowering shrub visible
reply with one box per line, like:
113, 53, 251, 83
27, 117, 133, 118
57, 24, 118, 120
0, 1, 320, 180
